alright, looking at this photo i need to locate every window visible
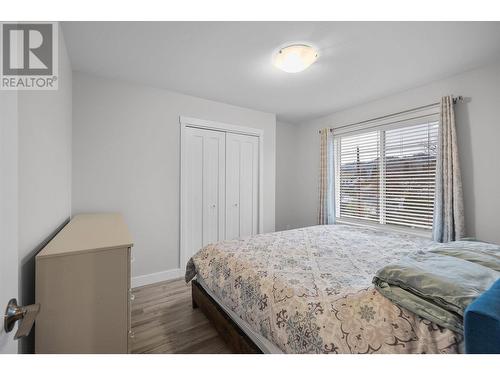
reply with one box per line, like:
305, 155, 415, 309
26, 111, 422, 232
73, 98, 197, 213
335, 120, 438, 231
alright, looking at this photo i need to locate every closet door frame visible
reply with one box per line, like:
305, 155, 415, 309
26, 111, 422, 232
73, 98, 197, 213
179, 116, 264, 270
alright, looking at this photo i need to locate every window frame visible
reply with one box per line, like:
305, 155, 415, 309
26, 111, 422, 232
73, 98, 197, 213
333, 110, 440, 238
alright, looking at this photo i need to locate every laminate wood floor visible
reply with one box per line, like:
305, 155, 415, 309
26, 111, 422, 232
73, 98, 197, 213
131, 278, 233, 354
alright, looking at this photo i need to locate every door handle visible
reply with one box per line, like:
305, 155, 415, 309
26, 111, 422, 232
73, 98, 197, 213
4, 298, 40, 340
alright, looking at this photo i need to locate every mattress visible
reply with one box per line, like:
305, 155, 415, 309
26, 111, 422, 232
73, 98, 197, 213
186, 224, 464, 353
196, 275, 283, 353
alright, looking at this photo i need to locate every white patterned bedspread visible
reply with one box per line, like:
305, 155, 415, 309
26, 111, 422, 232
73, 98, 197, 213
186, 224, 463, 354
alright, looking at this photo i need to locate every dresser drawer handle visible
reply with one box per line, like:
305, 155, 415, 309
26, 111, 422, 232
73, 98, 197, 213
128, 330, 135, 339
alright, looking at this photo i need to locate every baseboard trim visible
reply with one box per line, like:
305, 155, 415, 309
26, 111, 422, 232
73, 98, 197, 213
132, 268, 184, 288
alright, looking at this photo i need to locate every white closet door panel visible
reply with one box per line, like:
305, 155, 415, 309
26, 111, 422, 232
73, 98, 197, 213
226, 133, 259, 240
184, 128, 204, 260
225, 135, 240, 240
184, 127, 225, 262
239, 136, 259, 237
202, 131, 226, 245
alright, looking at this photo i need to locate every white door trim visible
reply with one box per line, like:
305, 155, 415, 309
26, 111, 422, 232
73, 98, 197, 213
180, 116, 264, 137
0, 92, 19, 354
179, 116, 264, 271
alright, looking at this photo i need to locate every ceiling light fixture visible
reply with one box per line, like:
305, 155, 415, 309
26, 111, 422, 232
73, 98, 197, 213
272, 44, 318, 73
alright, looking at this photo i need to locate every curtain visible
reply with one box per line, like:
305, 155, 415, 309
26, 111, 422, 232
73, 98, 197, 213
432, 96, 465, 242
318, 128, 335, 224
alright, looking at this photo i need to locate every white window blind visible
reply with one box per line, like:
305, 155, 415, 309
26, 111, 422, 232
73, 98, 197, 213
335, 120, 438, 231
338, 131, 380, 222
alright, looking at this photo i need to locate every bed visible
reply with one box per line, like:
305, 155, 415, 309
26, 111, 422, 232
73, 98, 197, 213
185, 224, 464, 354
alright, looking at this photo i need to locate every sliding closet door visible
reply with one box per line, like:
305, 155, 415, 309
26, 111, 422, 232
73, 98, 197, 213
184, 127, 225, 261
225, 133, 259, 240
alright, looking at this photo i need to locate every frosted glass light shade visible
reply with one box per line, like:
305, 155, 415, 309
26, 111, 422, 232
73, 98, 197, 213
272, 44, 318, 73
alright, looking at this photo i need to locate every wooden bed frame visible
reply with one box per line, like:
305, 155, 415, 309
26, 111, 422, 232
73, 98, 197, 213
191, 280, 263, 354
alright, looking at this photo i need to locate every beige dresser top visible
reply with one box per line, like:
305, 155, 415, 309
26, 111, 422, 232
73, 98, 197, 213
37, 213, 134, 259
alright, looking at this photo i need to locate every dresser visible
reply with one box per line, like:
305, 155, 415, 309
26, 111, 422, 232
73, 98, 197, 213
35, 213, 134, 353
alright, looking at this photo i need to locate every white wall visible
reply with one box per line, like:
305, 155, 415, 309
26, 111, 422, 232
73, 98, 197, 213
277, 61, 500, 245
72, 72, 276, 282
275, 121, 302, 231
16, 25, 73, 352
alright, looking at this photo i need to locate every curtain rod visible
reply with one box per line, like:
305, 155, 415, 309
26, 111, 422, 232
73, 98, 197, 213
319, 96, 464, 134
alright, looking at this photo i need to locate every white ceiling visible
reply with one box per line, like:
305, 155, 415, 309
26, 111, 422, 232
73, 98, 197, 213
62, 22, 500, 123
